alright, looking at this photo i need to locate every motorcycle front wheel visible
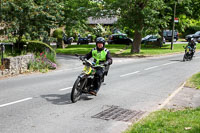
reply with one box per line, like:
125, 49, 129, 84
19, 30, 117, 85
71, 77, 83, 103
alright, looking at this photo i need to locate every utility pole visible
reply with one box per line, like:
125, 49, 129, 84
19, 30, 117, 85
171, 1, 176, 50
0, 43, 5, 65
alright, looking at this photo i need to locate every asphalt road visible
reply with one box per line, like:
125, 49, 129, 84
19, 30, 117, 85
1, 52, 200, 133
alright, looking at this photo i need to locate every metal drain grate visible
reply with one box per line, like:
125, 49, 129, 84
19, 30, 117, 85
92, 106, 146, 122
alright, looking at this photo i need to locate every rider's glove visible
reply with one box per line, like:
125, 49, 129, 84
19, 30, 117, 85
104, 61, 109, 66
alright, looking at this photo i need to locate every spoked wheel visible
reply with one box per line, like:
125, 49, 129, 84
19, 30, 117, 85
190, 55, 193, 60
71, 78, 83, 103
183, 55, 186, 62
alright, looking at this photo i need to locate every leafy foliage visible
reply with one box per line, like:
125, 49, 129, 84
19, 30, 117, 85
28, 52, 57, 73
53, 28, 63, 41
62, 0, 95, 36
2, 0, 63, 42
103, 0, 166, 53
1, 0, 200, 54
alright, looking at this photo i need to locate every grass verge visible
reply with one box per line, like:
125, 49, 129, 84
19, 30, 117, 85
125, 107, 200, 133
120, 43, 200, 56
185, 72, 200, 89
55, 43, 199, 57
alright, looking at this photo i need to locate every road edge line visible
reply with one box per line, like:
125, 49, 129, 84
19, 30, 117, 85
157, 81, 186, 110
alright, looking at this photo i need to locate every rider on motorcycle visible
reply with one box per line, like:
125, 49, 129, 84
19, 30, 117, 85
188, 38, 196, 57
81, 37, 112, 95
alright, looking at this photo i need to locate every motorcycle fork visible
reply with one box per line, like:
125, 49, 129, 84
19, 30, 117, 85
78, 74, 88, 91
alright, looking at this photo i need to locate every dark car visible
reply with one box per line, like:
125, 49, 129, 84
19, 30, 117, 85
163, 30, 179, 42
185, 31, 200, 42
108, 34, 133, 45
141, 35, 165, 44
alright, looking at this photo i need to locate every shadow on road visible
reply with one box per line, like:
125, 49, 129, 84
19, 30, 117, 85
41, 93, 94, 105
41, 93, 72, 105
80, 94, 94, 101
169, 59, 184, 62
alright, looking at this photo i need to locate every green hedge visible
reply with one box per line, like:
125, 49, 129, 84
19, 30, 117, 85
20, 40, 56, 55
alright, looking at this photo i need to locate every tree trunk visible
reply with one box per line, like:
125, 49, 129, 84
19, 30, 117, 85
62, 40, 65, 49
159, 29, 164, 47
16, 34, 23, 51
131, 29, 142, 53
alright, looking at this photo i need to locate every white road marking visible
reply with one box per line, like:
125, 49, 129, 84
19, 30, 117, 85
59, 87, 72, 91
144, 66, 159, 71
162, 62, 177, 66
0, 97, 33, 108
120, 71, 140, 77
120, 61, 179, 77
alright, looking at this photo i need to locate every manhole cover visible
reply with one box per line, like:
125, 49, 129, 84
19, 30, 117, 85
92, 106, 146, 122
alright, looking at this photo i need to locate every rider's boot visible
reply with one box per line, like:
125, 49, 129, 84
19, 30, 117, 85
89, 90, 97, 96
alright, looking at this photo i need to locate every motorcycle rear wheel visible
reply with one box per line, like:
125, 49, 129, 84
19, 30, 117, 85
71, 77, 83, 103
183, 55, 186, 62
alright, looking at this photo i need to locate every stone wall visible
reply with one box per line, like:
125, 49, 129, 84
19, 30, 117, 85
0, 54, 34, 77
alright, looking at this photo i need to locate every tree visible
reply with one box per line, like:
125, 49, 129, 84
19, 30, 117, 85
2, 0, 63, 50
62, 0, 95, 36
104, 0, 165, 53
151, 0, 200, 42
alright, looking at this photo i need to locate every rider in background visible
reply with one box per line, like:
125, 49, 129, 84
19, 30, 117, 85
82, 37, 112, 95
188, 38, 196, 57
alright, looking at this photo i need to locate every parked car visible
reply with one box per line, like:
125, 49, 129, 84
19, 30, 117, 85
185, 31, 200, 42
163, 30, 179, 42
107, 34, 133, 45
141, 35, 165, 44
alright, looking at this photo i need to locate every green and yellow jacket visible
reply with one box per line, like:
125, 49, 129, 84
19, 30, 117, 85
84, 47, 112, 66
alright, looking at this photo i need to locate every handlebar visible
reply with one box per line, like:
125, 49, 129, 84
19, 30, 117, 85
75, 54, 106, 68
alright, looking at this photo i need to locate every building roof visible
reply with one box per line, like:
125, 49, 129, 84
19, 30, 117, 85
87, 17, 118, 25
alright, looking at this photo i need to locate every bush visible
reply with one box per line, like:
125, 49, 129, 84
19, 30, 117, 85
53, 28, 63, 41
20, 40, 56, 55
28, 52, 57, 72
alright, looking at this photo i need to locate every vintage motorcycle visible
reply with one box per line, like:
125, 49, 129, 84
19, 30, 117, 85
71, 54, 106, 103
183, 45, 195, 61
63, 33, 73, 45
